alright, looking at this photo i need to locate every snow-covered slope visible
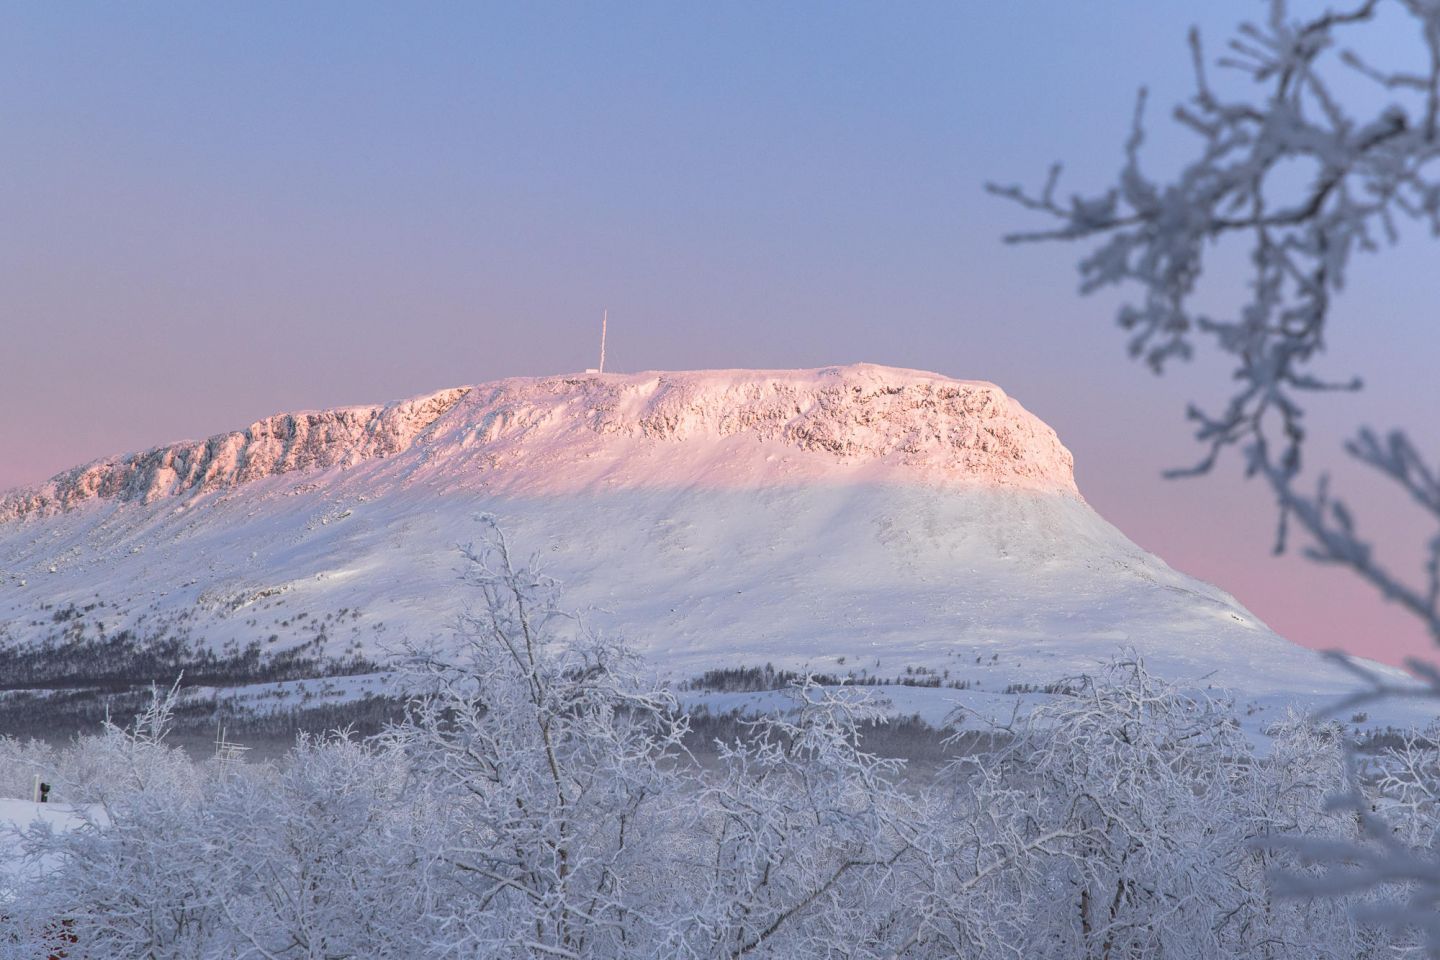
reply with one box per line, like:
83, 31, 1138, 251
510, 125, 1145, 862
0, 364, 1426, 731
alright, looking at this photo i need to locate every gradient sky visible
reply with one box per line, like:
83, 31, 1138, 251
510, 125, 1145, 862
2, 2, 1436, 668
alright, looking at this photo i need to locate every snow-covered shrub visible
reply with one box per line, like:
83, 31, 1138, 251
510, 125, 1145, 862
905, 662, 1381, 959
390, 515, 690, 958
5, 684, 221, 960
660, 682, 927, 959
201, 733, 439, 959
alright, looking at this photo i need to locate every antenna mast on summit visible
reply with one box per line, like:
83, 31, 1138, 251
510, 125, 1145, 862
598, 309, 608, 374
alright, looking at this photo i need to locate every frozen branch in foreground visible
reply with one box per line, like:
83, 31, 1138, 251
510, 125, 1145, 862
990, 0, 1440, 644
991, 0, 1440, 946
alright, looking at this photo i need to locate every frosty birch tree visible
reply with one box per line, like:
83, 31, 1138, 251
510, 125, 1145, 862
5, 682, 226, 960
392, 515, 690, 959
989, 0, 1440, 664
204, 734, 438, 959
660, 682, 927, 960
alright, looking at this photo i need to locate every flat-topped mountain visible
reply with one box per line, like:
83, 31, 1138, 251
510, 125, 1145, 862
2, 365, 1074, 522
0, 364, 1424, 734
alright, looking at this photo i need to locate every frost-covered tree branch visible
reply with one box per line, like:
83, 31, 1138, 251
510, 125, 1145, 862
991, 0, 1440, 946
990, 0, 1440, 647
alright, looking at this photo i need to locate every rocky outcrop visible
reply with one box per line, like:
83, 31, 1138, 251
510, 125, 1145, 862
1, 365, 1078, 521
0, 387, 470, 521
450, 365, 1078, 493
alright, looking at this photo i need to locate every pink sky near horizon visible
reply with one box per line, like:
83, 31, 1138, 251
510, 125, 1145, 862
2, 1, 1436, 669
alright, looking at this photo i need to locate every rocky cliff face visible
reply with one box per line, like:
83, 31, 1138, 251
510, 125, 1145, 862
0, 364, 1077, 521
0, 387, 470, 521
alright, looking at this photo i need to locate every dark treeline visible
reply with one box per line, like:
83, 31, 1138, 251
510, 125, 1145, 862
0, 629, 380, 691
684, 662, 972, 693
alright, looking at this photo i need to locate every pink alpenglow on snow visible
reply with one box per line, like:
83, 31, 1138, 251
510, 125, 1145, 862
0, 363, 1427, 734
0, 365, 1076, 520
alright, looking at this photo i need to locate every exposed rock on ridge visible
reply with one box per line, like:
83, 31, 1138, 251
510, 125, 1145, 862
1, 364, 1077, 521
1, 387, 470, 521
443, 365, 1078, 494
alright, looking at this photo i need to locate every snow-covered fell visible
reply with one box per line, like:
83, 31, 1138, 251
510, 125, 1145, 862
0, 364, 1425, 731
2, 365, 1073, 522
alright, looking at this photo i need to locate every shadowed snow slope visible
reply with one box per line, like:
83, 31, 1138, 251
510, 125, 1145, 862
0, 364, 1427, 731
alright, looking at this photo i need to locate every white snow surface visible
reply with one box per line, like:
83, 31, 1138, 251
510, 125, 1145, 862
0, 364, 1429, 732
0, 798, 95, 888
